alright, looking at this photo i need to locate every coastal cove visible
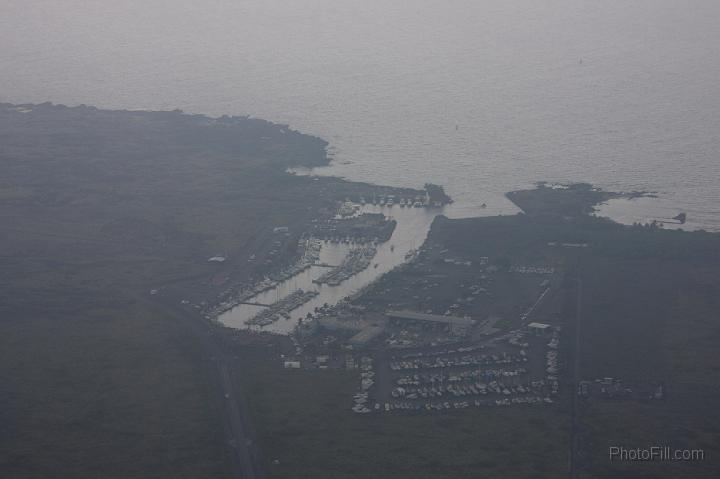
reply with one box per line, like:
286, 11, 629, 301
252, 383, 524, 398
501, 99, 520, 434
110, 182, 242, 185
2, 102, 719, 479
3, 0, 720, 475
3, 0, 719, 231
0, 101, 451, 337
218, 205, 439, 334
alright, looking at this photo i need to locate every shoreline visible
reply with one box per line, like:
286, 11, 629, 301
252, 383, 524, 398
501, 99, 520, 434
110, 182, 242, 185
3, 101, 711, 328
5, 101, 720, 479
212, 177, 711, 336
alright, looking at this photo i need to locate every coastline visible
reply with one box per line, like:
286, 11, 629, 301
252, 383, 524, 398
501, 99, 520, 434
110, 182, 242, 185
5, 101, 701, 335
4, 102, 720, 479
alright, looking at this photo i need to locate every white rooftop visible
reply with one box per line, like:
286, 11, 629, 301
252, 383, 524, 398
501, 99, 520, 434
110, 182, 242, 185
527, 322, 551, 329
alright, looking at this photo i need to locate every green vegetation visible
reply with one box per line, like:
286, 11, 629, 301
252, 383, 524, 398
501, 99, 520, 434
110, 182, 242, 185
0, 102, 334, 298
574, 250, 720, 478
236, 345, 570, 479
225, 185, 720, 479
0, 102, 351, 478
243, 185, 720, 478
0, 301, 228, 478
2, 103, 718, 478
506, 182, 618, 217
429, 189, 720, 478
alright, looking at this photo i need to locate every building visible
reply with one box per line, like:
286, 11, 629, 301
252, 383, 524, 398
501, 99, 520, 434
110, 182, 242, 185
527, 322, 552, 336
386, 310, 476, 335
348, 325, 385, 348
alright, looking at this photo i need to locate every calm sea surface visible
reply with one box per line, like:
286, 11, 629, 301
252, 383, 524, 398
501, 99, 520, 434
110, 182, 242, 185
2, 0, 718, 229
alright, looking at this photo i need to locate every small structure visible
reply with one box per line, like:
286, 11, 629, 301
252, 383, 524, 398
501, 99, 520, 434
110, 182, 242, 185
283, 361, 301, 369
527, 322, 552, 336
386, 310, 475, 335
345, 356, 358, 369
273, 226, 289, 234
348, 326, 385, 348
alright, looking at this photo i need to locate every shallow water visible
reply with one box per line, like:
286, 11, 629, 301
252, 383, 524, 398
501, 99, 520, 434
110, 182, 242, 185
595, 196, 720, 231
219, 205, 440, 333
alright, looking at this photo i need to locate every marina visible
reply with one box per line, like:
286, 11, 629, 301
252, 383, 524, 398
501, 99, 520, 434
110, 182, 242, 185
246, 289, 320, 327
218, 204, 440, 334
313, 244, 377, 286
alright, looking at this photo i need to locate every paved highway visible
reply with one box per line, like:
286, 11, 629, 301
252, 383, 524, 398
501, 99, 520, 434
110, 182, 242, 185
153, 296, 266, 479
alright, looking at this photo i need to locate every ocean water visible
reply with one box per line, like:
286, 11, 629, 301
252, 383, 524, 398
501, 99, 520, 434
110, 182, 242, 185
2, 0, 718, 229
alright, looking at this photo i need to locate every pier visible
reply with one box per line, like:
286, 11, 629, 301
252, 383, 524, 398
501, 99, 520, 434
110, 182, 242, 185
237, 301, 271, 307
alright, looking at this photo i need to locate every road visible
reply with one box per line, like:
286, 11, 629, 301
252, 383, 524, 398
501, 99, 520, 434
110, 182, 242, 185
153, 297, 266, 479
568, 272, 583, 479
217, 356, 261, 479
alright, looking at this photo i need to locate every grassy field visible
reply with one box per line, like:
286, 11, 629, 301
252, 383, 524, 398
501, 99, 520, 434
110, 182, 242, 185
0, 102, 349, 478
574, 253, 720, 478
235, 344, 570, 479
0, 300, 229, 478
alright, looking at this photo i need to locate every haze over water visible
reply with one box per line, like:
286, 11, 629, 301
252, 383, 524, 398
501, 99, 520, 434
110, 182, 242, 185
2, 0, 719, 229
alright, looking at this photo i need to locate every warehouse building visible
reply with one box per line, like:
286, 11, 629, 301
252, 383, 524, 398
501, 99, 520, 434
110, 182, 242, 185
527, 322, 552, 336
386, 310, 476, 335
